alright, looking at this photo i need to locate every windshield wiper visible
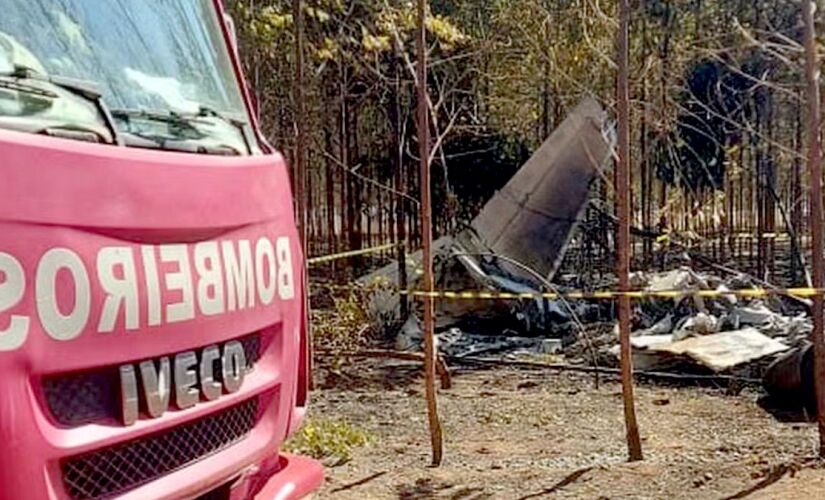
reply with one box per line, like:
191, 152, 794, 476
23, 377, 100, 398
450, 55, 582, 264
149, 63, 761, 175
112, 106, 249, 155
118, 133, 242, 156
0, 78, 58, 99
193, 105, 247, 129
111, 108, 203, 139
0, 65, 121, 144
5, 65, 99, 100
113, 106, 247, 133
192, 105, 252, 154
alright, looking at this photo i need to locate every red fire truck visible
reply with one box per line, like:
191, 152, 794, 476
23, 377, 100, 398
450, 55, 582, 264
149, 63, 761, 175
0, 1, 322, 498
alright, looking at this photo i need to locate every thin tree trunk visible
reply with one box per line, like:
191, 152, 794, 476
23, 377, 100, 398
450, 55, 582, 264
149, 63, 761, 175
617, 0, 643, 462
767, 89, 776, 278
803, 0, 825, 458
542, 51, 550, 140
339, 67, 349, 274
641, 9, 651, 264
324, 107, 336, 255
417, 0, 444, 467
657, 0, 673, 230
391, 59, 409, 320
292, 0, 306, 254
350, 104, 363, 263
793, 101, 803, 284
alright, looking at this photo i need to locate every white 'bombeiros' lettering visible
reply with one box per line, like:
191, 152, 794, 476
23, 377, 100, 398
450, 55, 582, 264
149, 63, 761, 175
160, 245, 195, 323
36, 248, 91, 341
97, 247, 139, 332
222, 240, 255, 311
255, 237, 276, 306
141, 245, 162, 327
0, 252, 29, 352
194, 242, 225, 316
276, 237, 295, 300
0, 235, 297, 352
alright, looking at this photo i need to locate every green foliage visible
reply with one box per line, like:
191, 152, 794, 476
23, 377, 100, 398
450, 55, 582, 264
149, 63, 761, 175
284, 417, 372, 464
311, 285, 373, 353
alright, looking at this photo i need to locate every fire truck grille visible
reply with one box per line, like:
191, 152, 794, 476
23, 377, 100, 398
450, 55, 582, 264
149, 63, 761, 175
44, 334, 262, 426
61, 397, 259, 500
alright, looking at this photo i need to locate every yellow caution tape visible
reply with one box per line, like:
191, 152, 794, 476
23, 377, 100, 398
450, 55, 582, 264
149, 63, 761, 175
397, 287, 822, 301
724, 232, 791, 241
657, 233, 791, 241
308, 243, 398, 265
313, 281, 820, 301
310, 277, 819, 301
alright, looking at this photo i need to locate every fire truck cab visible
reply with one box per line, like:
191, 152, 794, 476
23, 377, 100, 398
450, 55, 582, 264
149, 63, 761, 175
0, 1, 321, 498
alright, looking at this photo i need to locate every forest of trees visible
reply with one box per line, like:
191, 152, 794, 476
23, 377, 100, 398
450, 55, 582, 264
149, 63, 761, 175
228, 0, 816, 284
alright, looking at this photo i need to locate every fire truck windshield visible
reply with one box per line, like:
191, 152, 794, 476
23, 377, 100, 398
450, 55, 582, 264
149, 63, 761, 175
0, 0, 252, 153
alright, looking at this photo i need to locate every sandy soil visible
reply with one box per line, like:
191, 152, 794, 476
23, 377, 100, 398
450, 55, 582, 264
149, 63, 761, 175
310, 359, 825, 499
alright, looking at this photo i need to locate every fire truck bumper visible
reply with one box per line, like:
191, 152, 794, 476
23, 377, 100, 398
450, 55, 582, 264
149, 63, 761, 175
228, 453, 323, 500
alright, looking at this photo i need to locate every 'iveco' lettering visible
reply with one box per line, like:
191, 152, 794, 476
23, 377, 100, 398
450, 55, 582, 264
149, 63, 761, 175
0, 237, 295, 352
119, 340, 248, 425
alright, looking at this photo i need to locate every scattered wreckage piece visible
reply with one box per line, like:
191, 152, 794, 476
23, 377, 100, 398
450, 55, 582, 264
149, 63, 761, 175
616, 329, 790, 373
646, 328, 789, 372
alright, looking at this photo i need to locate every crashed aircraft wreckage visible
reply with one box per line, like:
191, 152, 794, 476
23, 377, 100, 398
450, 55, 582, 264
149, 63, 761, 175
363, 97, 614, 334
362, 97, 815, 398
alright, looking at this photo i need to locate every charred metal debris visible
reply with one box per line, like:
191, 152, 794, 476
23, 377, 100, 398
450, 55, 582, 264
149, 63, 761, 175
359, 98, 815, 408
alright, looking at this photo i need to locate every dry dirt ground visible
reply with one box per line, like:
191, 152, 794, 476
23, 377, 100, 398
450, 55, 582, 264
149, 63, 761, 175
310, 359, 825, 499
